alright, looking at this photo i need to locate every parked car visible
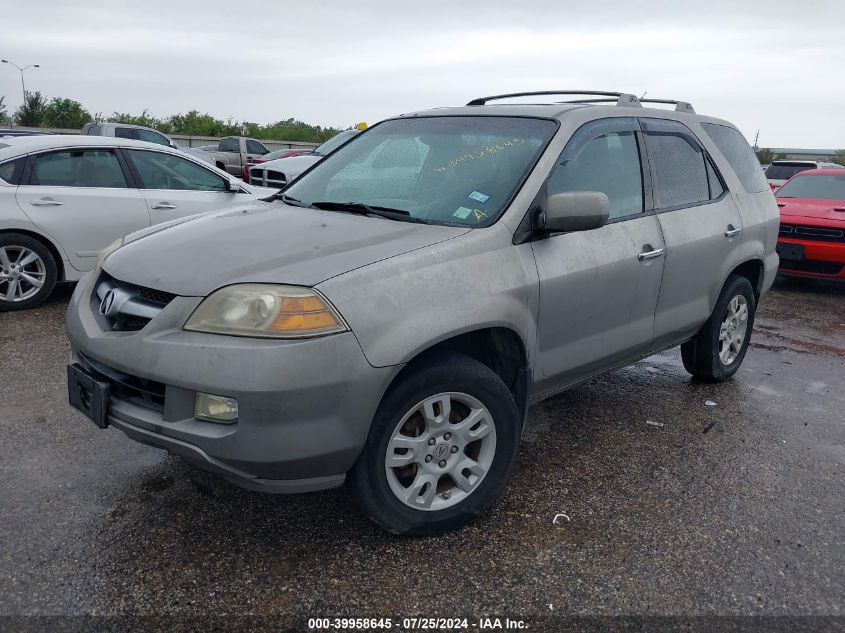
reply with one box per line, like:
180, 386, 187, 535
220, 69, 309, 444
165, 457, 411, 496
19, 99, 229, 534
0, 129, 55, 138
196, 136, 270, 176
82, 122, 177, 148
241, 147, 314, 181
0, 135, 277, 310
775, 169, 845, 279
81, 122, 214, 165
66, 90, 779, 535
765, 159, 843, 191
249, 129, 359, 188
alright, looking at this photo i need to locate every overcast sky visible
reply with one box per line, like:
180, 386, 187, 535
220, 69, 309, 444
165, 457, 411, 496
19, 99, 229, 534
2, 0, 843, 148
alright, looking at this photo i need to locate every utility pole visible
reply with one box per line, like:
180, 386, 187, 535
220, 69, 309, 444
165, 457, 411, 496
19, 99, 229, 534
753, 129, 759, 151
1, 59, 40, 106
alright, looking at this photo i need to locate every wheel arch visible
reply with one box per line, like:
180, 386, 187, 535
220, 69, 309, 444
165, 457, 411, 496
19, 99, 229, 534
0, 227, 66, 281
726, 258, 765, 301
383, 327, 531, 422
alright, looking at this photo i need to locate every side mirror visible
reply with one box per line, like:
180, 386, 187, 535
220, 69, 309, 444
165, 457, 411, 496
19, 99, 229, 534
224, 177, 242, 192
542, 191, 610, 232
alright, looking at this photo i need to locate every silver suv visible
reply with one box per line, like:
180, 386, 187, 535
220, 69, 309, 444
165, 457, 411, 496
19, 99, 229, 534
66, 91, 779, 535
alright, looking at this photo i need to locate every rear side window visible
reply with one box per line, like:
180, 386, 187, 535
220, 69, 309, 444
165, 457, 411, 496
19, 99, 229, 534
642, 118, 709, 209
707, 160, 725, 199
548, 117, 644, 220
0, 157, 26, 185
114, 127, 136, 140
31, 150, 127, 188
765, 163, 816, 181
701, 123, 768, 193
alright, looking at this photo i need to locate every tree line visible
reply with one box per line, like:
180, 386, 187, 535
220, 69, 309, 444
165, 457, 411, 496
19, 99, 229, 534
755, 147, 845, 166
0, 92, 344, 142
2, 93, 844, 162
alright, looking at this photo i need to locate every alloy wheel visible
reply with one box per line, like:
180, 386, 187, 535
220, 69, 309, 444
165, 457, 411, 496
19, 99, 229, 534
719, 295, 749, 365
384, 392, 497, 512
0, 246, 46, 302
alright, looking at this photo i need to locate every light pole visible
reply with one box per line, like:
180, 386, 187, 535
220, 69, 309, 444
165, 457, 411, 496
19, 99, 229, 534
1, 59, 40, 104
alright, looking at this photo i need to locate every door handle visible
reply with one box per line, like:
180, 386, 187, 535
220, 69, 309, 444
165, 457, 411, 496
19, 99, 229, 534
638, 248, 665, 261
30, 198, 63, 207
725, 226, 742, 238
152, 202, 177, 210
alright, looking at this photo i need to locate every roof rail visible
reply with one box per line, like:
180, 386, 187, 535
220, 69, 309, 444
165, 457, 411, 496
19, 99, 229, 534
467, 91, 696, 113
467, 91, 641, 107
556, 97, 695, 113
639, 98, 695, 114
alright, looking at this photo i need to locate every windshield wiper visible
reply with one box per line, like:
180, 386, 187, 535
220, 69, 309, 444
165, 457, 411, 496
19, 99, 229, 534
269, 192, 311, 207
310, 201, 429, 224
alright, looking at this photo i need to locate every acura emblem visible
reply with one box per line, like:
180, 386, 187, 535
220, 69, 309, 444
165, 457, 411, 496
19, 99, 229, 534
99, 290, 116, 316
98, 289, 125, 317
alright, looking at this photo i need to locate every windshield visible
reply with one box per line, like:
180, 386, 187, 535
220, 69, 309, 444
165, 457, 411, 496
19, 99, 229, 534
776, 173, 845, 201
284, 116, 558, 227
765, 163, 815, 180
314, 129, 358, 156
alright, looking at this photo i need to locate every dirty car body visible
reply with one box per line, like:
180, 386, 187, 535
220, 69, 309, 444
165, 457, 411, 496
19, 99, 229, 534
66, 92, 780, 534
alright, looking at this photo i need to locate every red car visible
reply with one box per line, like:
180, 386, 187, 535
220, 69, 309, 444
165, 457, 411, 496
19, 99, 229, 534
776, 169, 845, 279
241, 148, 313, 180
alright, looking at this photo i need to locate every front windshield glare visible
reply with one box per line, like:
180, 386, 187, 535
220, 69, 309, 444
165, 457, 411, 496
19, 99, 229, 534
314, 129, 357, 156
776, 174, 845, 200
284, 116, 558, 227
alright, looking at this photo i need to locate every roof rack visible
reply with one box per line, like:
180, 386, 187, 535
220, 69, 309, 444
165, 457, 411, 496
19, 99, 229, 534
466, 91, 695, 113
467, 90, 641, 107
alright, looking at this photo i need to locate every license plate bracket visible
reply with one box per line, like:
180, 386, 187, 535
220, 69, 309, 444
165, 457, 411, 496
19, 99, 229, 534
777, 242, 805, 262
67, 363, 111, 428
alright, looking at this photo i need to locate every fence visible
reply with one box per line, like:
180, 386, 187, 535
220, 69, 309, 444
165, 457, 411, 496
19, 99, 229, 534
8, 127, 320, 152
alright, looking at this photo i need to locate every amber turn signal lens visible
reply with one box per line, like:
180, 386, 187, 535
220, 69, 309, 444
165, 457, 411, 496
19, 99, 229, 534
279, 295, 326, 313
270, 311, 339, 331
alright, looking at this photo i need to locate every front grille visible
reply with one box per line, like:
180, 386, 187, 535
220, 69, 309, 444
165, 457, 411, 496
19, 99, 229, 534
79, 353, 166, 411
780, 223, 845, 243
249, 168, 286, 188
91, 272, 177, 332
139, 287, 177, 305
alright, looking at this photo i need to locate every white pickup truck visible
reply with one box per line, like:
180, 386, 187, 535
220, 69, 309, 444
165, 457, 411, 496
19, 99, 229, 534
199, 136, 271, 177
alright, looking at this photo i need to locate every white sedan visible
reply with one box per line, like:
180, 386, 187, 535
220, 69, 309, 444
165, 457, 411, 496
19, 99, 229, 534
0, 135, 277, 310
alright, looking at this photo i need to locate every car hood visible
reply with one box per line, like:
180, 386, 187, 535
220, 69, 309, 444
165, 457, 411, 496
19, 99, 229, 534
104, 201, 470, 296
777, 198, 845, 223
259, 154, 321, 179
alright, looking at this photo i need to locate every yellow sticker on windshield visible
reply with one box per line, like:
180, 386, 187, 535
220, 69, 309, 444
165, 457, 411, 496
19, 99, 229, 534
434, 138, 526, 174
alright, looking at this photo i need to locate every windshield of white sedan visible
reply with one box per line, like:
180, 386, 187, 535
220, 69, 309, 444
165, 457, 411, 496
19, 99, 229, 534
284, 116, 558, 227
776, 174, 845, 201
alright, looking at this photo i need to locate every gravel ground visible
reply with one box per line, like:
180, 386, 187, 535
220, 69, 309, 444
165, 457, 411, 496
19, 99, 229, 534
0, 277, 843, 631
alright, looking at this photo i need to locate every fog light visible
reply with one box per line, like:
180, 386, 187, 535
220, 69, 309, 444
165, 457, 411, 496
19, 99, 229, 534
195, 392, 238, 423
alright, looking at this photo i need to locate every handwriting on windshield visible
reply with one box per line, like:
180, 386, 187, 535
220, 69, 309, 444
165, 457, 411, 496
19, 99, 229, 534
434, 138, 526, 174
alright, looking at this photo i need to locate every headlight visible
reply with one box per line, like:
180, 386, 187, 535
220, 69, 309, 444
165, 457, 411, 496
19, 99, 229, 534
97, 238, 123, 268
184, 284, 347, 339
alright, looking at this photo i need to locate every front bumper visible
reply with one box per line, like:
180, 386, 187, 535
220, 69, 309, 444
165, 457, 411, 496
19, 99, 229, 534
777, 237, 845, 279
66, 271, 398, 493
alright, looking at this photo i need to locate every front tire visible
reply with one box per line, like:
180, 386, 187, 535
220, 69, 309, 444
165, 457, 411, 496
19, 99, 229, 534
350, 353, 521, 535
681, 275, 756, 382
0, 233, 57, 311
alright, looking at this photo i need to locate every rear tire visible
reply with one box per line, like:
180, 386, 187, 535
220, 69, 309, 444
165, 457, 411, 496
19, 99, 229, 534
681, 275, 756, 382
0, 233, 58, 311
350, 353, 521, 535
